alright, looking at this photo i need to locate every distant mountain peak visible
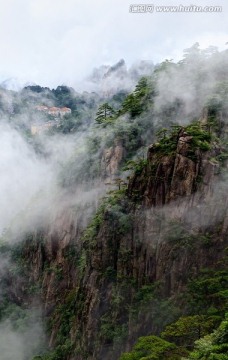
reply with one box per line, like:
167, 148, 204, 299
103, 59, 126, 78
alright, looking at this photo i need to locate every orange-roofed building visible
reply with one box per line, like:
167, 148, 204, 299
34, 105, 71, 118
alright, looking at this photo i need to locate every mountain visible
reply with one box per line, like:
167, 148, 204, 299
87, 59, 154, 95
0, 46, 227, 360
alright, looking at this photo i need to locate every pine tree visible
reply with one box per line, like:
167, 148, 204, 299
95, 103, 116, 124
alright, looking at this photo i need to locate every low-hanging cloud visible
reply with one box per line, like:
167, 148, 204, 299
0, 311, 46, 360
153, 47, 228, 122
0, 123, 54, 234
0, 121, 106, 241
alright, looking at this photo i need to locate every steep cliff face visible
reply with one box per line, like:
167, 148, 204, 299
128, 128, 221, 205
5, 124, 228, 360
66, 127, 227, 359
101, 139, 126, 181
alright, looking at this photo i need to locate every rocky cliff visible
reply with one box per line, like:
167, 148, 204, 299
2, 122, 228, 360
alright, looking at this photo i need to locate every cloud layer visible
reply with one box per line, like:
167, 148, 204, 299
0, 0, 227, 88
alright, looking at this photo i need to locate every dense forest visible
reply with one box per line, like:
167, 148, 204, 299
0, 44, 227, 360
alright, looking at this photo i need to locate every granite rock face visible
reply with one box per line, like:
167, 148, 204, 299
10, 128, 228, 360
101, 139, 126, 181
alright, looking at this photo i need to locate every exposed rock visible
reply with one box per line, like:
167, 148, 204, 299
101, 139, 126, 181
8, 129, 228, 360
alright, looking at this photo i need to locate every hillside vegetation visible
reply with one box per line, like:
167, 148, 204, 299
0, 44, 228, 360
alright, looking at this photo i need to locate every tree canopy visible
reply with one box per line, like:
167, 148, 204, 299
95, 102, 116, 125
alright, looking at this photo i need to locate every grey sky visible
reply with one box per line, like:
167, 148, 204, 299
0, 0, 227, 89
